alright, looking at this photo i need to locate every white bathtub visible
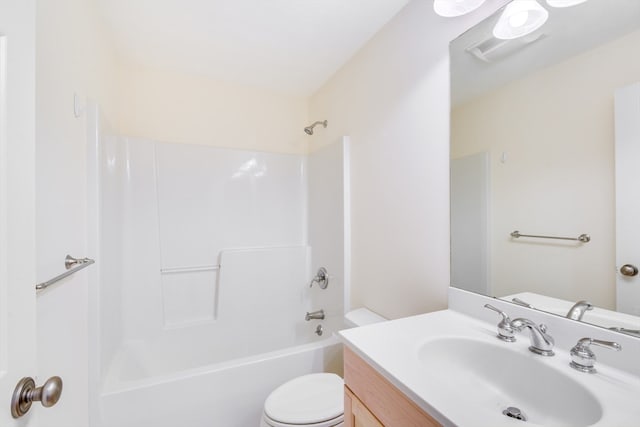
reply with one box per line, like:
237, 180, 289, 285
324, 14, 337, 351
99, 332, 344, 427
88, 133, 349, 427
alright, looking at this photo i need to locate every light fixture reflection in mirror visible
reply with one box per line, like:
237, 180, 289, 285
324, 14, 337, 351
493, 0, 549, 40
433, 0, 486, 17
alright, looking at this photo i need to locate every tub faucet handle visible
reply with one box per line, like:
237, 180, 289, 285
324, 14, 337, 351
309, 267, 329, 289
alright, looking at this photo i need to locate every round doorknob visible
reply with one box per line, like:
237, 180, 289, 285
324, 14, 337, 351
11, 376, 63, 418
620, 264, 639, 277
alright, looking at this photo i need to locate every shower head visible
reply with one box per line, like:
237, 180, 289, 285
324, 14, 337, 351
304, 120, 328, 135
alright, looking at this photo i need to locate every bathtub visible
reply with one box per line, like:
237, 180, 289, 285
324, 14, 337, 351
99, 329, 344, 427
88, 131, 350, 427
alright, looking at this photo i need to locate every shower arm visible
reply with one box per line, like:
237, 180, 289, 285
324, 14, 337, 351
304, 120, 328, 135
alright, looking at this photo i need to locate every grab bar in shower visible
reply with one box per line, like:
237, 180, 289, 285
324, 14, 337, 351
510, 230, 591, 243
160, 265, 220, 274
36, 255, 96, 291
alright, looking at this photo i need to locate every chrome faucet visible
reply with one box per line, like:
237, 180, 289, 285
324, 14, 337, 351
309, 267, 329, 289
569, 337, 621, 373
305, 309, 325, 321
511, 318, 555, 356
484, 304, 516, 342
566, 300, 593, 321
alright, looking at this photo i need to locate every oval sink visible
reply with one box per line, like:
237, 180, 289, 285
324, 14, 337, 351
417, 337, 603, 426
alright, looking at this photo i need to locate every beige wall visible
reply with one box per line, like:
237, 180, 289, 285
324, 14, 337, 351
116, 60, 309, 154
452, 29, 640, 309
32, 1, 513, 424
36, 0, 119, 426
309, 0, 508, 320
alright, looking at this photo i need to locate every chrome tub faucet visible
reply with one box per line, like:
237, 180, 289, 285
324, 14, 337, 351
305, 309, 325, 321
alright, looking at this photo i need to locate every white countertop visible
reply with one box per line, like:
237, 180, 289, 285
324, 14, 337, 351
338, 309, 640, 427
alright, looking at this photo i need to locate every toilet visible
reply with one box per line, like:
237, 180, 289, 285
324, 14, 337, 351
260, 308, 386, 427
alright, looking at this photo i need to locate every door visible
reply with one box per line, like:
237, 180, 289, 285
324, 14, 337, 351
0, 0, 37, 425
615, 83, 640, 316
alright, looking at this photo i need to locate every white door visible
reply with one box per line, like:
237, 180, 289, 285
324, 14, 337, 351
615, 83, 640, 316
0, 0, 37, 425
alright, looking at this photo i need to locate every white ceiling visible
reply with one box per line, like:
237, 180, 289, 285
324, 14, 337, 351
94, 0, 410, 96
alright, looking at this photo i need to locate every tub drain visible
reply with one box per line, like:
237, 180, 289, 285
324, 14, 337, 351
503, 407, 527, 421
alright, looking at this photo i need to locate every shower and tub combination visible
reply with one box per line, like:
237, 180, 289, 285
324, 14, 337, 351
87, 109, 349, 427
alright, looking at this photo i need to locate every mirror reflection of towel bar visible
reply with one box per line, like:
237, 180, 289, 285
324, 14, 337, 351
510, 230, 591, 243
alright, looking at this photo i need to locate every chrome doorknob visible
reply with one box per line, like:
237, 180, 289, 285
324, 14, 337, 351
620, 264, 638, 277
11, 376, 63, 418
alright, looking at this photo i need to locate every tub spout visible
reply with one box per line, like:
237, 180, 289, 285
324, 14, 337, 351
305, 309, 325, 321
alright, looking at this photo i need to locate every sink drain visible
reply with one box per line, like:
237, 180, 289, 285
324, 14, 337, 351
503, 407, 527, 421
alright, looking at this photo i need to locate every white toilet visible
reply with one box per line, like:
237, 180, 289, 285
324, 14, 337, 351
260, 308, 386, 427
260, 373, 345, 427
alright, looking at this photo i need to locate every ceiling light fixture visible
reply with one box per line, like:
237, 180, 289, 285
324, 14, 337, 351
433, 0, 486, 17
546, 0, 588, 7
493, 0, 549, 40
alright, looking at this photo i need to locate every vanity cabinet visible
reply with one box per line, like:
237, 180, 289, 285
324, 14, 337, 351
343, 348, 441, 427
345, 387, 383, 427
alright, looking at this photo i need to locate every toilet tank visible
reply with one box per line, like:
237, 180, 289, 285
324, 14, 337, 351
344, 308, 386, 328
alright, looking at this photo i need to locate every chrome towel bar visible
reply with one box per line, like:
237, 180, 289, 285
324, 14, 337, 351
36, 255, 95, 291
510, 230, 590, 243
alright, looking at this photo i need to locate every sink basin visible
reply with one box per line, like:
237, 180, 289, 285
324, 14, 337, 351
339, 309, 640, 427
417, 337, 602, 426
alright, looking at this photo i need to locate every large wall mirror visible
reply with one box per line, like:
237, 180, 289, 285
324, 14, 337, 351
450, 0, 640, 337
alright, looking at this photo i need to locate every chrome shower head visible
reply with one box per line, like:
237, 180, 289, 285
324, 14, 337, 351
304, 120, 327, 135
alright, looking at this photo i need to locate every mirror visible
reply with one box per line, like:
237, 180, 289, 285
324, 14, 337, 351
450, 0, 640, 336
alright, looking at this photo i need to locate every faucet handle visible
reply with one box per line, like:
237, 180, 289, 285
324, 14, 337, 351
484, 303, 509, 320
484, 304, 516, 342
309, 267, 329, 289
537, 323, 555, 347
570, 337, 622, 373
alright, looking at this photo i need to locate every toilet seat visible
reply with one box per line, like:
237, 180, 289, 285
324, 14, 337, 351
262, 373, 344, 427
262, 413, 344, 427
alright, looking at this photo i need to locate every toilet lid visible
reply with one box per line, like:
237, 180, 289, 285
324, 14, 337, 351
264, 373, 344, 425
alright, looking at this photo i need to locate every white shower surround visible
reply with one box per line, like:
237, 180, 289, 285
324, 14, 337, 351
88, 114, 349, 426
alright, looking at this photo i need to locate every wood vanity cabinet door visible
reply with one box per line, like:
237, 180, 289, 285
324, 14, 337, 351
343, 348, 442, 427
345, 386, 384, 427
